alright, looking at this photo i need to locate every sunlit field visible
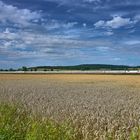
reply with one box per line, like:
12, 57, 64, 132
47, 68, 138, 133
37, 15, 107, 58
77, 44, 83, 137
0, 74, 140, 140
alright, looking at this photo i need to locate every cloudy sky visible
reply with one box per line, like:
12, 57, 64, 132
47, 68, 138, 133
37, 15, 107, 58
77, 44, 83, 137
0, 0, 140, 68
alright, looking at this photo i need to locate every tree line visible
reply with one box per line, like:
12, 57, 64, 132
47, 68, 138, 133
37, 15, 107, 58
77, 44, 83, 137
1, 64, 140, 71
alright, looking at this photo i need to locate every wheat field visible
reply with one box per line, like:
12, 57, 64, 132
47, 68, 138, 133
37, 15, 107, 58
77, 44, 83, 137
0, 74, 140, 140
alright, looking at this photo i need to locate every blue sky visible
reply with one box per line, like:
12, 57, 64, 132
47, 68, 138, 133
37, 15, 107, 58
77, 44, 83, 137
0, 0, 140, 68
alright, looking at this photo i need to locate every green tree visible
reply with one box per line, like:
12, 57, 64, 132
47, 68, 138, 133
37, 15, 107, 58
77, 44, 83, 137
34, 68, 37, 71
22, 66, 28, 71
9, 68, 14, 71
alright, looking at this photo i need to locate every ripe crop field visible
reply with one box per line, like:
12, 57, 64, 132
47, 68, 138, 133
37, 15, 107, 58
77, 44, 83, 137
0, 74, 140, 140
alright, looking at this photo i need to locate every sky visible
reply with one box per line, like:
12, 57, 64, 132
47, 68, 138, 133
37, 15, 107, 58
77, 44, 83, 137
0, 0, 140, 68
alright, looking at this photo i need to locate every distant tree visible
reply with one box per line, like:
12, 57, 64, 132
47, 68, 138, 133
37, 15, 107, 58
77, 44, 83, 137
9, 68, 14, 71
34, 68, 37, 71
17, 68, 21, 71
22, 66, 28, 71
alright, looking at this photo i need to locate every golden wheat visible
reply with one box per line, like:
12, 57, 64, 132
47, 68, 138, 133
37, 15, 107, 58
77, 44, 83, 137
0, 74, 140, 140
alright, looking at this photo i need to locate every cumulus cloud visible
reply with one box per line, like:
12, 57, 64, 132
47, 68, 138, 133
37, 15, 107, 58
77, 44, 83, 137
94, 16, 135, 29
0, 26, 113, 60
134, 15, 140, 23
44, 20, 78, 30
94, 20, 105, 28
0, 28, 18, 40
0, 1, 41, 26
0, 30, 111, 49
0, 0, 140, 67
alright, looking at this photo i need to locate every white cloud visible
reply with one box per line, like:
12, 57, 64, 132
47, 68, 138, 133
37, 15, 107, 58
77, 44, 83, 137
0, 28, 18, 40
104, 31, 114, 36
134, 15, 140, 22
0, 27, 113, 59
43, 20, 77, 30
83, 23, 87, 27
113, 58, 121, 61
94, 16, 134, 29
94, 20, 105, 28
3, 28, 10, 34
0, 1, 41, 26
83, 0, 101, 3
106, 16, 132, 28
96, 46, 110, 52
124, 40, 140, 45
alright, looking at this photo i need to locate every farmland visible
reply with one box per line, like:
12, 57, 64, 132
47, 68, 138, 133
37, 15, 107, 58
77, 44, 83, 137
0, 74, 140, 139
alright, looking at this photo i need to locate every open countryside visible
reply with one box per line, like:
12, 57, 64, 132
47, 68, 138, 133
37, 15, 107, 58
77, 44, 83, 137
0, 74, 140, 139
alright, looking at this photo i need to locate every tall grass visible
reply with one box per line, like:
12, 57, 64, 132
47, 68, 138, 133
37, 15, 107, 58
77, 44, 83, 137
0, 104, 75, 140
0, 104, 140, 140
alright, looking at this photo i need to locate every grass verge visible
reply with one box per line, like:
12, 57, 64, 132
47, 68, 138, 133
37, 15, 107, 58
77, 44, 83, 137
0, 104, 75, 140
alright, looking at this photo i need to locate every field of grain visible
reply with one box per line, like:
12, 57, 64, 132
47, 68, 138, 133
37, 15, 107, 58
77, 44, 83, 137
0, 74, 140, 140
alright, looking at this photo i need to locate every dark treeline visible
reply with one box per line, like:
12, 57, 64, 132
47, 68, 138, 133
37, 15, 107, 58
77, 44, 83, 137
29, 64, 140, 71
1, 64, 140, 71
0, 68, 16, 71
